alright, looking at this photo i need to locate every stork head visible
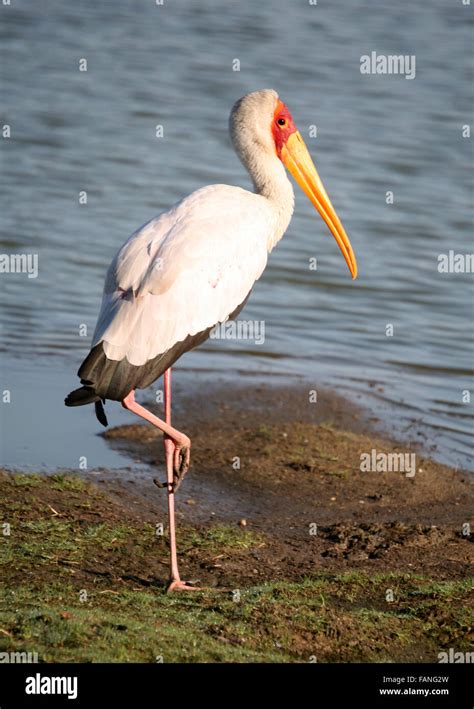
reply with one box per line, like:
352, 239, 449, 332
230, 89, 357, 280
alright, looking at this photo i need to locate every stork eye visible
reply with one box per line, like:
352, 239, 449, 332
277, 118, 286, 126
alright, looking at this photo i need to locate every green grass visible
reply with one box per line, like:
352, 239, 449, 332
1, 575, 472, 663
49, 473, 89, 492
7, 473, 43, 488
182, 524, 264, 551
0, 471, 472, 663
0, 517, 263, 573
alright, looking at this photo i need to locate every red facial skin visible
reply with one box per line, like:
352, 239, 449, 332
271, 99, 298, 158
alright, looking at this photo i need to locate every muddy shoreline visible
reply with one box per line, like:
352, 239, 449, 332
1, 382, 472, 662
99, 382, 473, 585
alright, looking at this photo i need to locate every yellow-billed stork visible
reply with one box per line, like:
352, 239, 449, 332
66, 89, 357, 591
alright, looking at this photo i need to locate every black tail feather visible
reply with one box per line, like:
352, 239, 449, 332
65, 386, 108, 427
95, 399, 108, 427
65, 386, 99, 407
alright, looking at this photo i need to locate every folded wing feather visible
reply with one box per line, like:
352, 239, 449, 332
92, 185, 271, 367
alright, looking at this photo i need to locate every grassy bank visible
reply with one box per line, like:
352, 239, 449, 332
0, 472, 472, 662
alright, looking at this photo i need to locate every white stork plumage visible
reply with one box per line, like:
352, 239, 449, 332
66, 89, 357, 591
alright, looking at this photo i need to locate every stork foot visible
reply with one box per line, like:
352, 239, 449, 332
166, 578, 201, 593
172, 443, 190, 491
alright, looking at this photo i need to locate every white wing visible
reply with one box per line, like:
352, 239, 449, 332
92, 185, 273, 367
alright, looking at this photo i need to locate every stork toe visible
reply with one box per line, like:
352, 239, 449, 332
172, 444, 191, 491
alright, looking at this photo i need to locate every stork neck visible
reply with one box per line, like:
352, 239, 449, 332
247, 151, 295, 251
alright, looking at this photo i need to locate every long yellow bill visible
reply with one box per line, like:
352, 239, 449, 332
281, 131, 357, 279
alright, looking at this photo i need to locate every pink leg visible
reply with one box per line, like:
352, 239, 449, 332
163, 370, 198, 592
122, 372, 197, 592
122, 387, 190, 480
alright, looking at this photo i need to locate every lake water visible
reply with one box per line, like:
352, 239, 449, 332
1, 0, 472, 471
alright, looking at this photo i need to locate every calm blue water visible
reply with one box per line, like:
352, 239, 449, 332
0, 0, 473, 471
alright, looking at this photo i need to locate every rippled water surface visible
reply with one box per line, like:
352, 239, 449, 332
1, 0, 472, 470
